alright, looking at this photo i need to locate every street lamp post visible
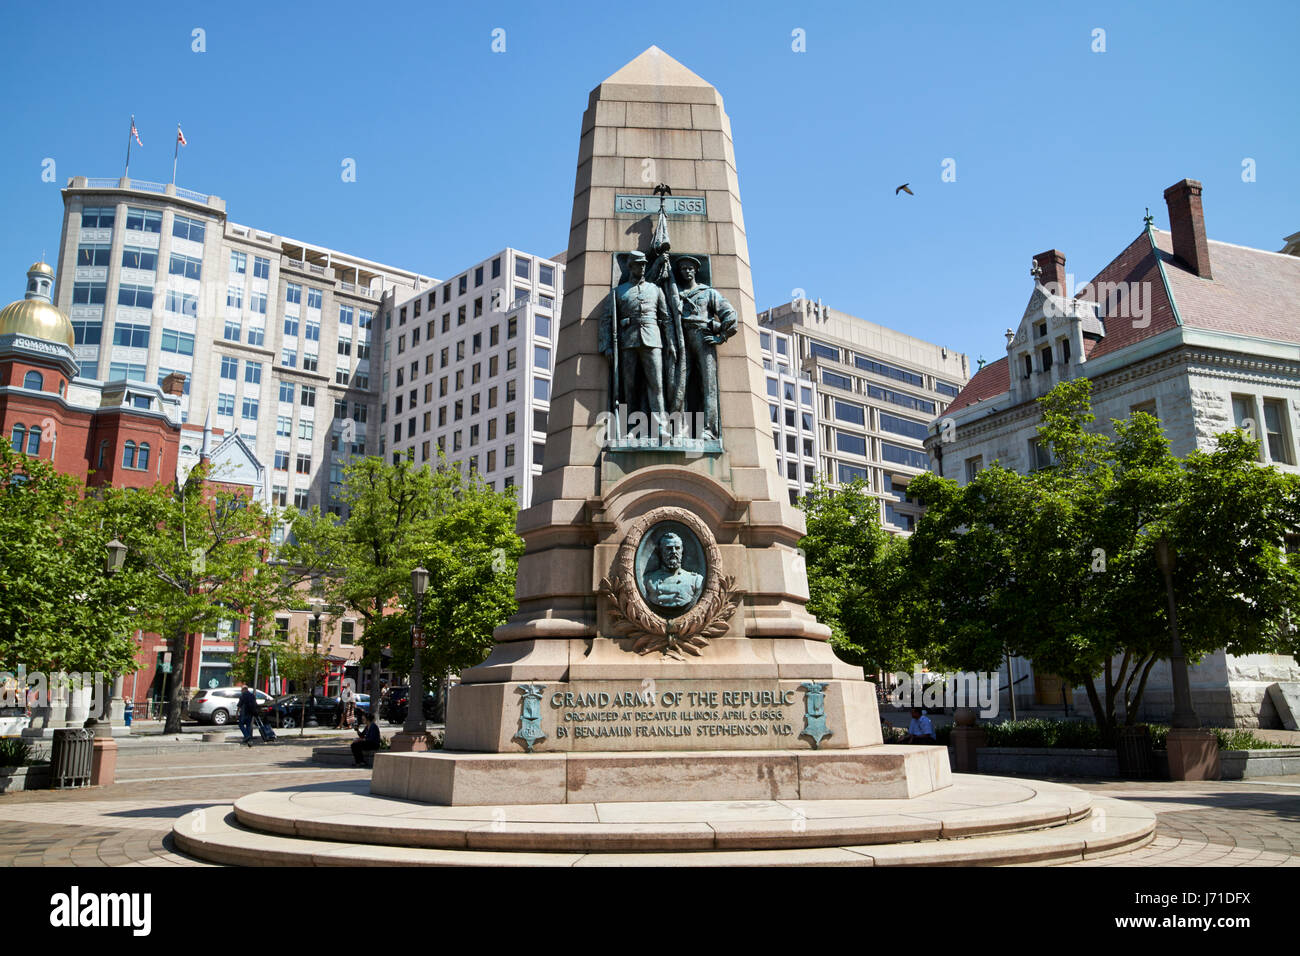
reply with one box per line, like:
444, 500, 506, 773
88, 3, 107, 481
1154, 536, 1221, 780
392, 567, 430, 752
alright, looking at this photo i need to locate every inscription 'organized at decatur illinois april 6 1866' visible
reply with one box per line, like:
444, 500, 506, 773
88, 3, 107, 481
549, 686, 799, 740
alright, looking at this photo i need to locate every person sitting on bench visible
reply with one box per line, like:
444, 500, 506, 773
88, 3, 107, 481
352, 712, 382, 766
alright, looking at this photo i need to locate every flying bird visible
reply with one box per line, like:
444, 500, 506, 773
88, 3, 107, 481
895, 183, 914, 196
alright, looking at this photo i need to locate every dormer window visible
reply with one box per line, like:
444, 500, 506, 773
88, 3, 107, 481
1022, 354, 1033, 379
1035, 322, 1047, 338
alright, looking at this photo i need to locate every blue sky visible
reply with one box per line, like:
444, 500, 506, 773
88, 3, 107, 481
2, 0, 1296, 368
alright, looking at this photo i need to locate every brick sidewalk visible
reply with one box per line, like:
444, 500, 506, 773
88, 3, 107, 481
2, 748, 1298, 867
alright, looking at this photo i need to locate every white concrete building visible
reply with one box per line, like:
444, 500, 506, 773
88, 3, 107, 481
927, 178, 1300, 727
53, 176, 422, 514
379, 248, 564, 506
759, 300, 969, 529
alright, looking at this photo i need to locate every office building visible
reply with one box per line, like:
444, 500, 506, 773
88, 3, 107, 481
759, 300, 970, 530
52, 176, 423, 516
379, 248, 564, 507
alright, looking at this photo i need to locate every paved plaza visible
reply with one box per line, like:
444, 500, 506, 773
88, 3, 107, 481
1, 737, 1297, 867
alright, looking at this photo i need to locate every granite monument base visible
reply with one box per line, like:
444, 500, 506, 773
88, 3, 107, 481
370, 745, 950, 806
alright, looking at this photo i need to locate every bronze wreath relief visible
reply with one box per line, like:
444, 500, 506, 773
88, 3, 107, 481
599, 507, 743, 658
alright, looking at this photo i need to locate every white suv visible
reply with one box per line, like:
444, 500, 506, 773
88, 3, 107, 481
188, 687, 273, 725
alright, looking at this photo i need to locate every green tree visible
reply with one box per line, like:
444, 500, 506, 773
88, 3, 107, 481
0, 444, 141, 678
287, 455, 524, 701
272, 639, 328, 735
798, 478, 920, 675
907, 379, 1300, 737
102, 463, 285, 733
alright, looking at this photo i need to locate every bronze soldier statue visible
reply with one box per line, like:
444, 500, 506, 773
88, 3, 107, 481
600, 250, 670, 433
675, 255, 738, 441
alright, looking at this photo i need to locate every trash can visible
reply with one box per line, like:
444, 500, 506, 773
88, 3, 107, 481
1115, 725, 1154, 778
50, 727, 94, 788
123, 702, 133, 727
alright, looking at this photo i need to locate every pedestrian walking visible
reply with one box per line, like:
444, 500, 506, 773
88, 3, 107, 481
237, 683, 259, 747
339, 681, 355, 730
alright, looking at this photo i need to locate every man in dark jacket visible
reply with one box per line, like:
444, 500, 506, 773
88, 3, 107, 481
352, 712, 382, 766
237, 684, 259, 746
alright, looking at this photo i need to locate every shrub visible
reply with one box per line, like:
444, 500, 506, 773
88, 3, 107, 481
982, 718, 1104, 749
0, 737, 46, 768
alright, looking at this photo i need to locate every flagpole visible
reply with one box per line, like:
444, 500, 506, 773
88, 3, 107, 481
172, 123, 179, 185
125, 115, 133, 180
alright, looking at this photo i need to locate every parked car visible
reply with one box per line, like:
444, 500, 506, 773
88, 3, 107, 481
270, 694, 342, 729
188, 687, 274, 726
379, 687, 438, 723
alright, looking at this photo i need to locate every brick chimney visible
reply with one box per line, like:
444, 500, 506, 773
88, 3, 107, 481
160, 371, 187, 397
1033, 249, 1067, 292
1163, 179, 1211, 279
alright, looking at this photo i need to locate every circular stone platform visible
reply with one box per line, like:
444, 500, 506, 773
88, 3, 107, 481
172, 775, 1156, 866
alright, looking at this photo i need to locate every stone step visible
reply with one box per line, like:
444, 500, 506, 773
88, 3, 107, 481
171, 796, 1153, 867
169, 776, 1155, 866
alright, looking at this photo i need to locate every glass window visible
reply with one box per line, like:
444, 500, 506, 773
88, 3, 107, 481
300, 385, 316, 407
836, 432, 868, 457
167, 252, 202, 278
1263, 399, 1293, 464
230, 250, 247, 274
161, 329, 195, 355
515, 257, 530, 280
76, 244, 111, 267
250, 292, 268, 314
307, 288, 323, 310
533, 378, 550, 401
866, 385, 936, 416
124, 207, 160, 232
120, 245, 156, 271
934, 380, 961, 398
245, 361, 262, 385
172, 214, 206, 243
883, 441, 930, 469
242, 398, 259, 420
80, 206, 116, 229
72, 281, 107, 305
73, 319, 102, 345
822, 370, 853, 391
122, 440, 137, 468
534, 346, 550, 370
879, 412, 928, 441
117, 284, 154, 309
220, 356, 239, 379
809, 341, 839, 362
539, 264, 554, 287
837, 462, 868, 484
217, 393, 235, 416
253, 256, 270, 279
10, 424, 24, 452
112, 322, 150, 348
854, 354, 925, 388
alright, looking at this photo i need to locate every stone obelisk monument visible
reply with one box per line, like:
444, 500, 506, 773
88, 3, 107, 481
373, 48, 948, 804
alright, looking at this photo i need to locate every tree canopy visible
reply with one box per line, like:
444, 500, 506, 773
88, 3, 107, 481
905, 378, 1300, 735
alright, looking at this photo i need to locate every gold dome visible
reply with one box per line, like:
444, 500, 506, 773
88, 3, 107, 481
0, 299, 75, 348
0, 262, 74, 348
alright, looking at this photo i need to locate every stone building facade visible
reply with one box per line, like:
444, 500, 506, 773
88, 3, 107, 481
927, 178, 1300, 727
